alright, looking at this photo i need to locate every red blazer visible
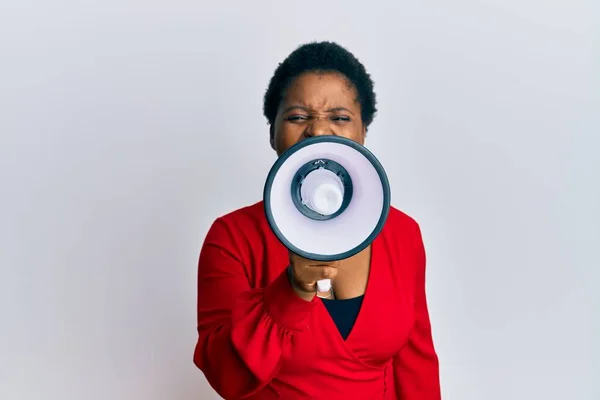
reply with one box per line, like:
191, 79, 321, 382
193, 201, 441, 399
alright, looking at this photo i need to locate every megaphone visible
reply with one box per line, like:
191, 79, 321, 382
263, 136, 391, 269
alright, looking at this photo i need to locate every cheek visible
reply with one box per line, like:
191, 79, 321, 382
274, 124, 302, 148
338, 125, 366, 143
274, 129, 298, 155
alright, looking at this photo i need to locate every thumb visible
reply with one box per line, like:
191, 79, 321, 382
320, 266, 338, 279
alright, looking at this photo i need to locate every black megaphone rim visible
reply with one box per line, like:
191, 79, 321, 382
263, 135, 391, 262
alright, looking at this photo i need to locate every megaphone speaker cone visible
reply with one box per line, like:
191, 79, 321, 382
300, 167, 344, 216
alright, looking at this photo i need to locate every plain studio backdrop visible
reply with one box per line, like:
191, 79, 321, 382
1, 0, 598, 399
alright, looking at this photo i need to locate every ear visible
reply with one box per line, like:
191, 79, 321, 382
269, 124, 276, 150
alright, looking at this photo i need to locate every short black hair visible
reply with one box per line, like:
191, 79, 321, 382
263, 41, 377, 128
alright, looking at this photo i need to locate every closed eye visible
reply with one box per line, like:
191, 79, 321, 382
331, 116, 351, 122
286, 115, 309, 122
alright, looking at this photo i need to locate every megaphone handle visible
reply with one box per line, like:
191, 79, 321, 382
316, 279, 335, 299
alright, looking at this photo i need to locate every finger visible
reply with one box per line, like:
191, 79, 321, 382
316, 266, 338, 279
298, 281, 316, 292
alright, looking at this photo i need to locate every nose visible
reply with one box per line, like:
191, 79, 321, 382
305, 117, 332, 137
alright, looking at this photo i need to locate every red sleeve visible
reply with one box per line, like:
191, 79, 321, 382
393, 221, 441, 399
193, 217, 317, 399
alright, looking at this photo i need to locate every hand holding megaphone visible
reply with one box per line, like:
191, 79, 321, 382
288, 252, 340, 301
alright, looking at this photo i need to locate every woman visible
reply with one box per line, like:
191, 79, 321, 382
193, 41, 441, 399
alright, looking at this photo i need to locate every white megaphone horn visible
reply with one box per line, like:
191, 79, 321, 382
263, 135, 391, 294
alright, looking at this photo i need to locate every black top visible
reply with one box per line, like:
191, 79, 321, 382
321, 295, 364, 340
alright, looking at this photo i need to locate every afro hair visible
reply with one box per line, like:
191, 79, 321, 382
262, 41, 377, 128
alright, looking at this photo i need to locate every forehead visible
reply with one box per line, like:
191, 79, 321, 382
282, 72, 359, 109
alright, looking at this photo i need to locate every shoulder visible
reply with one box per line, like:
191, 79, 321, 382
215, 200, 266, 228
204, 200, 271, 250
386, 206, 422, 237
381, 205, 426, 261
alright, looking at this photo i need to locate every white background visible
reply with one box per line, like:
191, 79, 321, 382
1, 1, 598, 399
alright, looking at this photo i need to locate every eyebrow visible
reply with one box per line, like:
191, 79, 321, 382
282, 105, 355, 115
